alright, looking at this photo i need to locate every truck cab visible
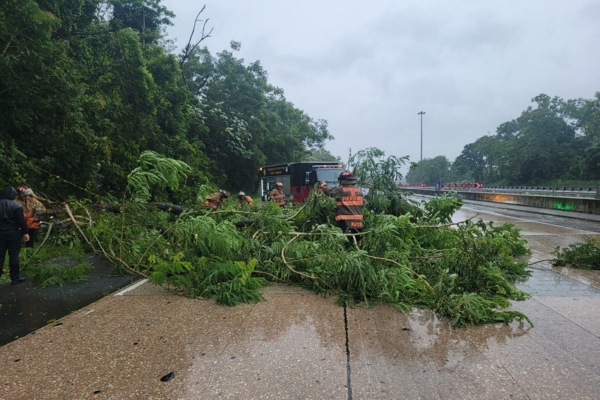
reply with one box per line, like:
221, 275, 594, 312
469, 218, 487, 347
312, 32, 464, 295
305, 166, 342, 188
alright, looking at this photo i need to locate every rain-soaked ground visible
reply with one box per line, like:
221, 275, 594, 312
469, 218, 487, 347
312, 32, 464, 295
0, 254, 137, 346
1, 200, 600, 399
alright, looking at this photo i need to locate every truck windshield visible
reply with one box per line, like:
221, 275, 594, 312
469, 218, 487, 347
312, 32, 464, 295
316, 169, 343, 184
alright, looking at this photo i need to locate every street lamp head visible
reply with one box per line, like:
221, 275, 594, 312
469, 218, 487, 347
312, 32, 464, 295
418, 111, 426, 115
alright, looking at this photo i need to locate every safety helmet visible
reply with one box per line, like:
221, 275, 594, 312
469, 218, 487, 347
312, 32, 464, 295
338, 171, 356, 181
238, 191, 245, 197
219, 189, 229, 198
275, 182, 283, 187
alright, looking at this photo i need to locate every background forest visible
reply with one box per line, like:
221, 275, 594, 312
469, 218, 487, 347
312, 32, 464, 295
2, 1, 599, 198
1, 0, 335, 202
406, 93, 600, 187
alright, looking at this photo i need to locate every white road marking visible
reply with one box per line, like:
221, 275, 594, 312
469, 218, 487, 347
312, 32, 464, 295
113, 279, 148, 296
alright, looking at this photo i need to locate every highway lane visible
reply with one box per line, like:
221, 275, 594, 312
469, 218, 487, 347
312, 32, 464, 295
458, 198, 600, 233
411, 193, 600, 232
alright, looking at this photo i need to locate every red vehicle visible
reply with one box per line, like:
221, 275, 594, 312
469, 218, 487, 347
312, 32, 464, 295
259, 162, 344, 204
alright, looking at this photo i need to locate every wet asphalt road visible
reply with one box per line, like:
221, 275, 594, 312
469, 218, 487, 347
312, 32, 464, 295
0, 254, 136, 346
458, 198, 600, 233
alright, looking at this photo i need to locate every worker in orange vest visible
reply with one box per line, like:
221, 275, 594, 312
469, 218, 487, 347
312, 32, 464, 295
319, 171, 364, 234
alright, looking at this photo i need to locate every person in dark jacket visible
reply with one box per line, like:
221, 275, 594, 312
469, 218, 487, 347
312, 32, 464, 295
319, 171, 364, 236
0, 186, 30, 285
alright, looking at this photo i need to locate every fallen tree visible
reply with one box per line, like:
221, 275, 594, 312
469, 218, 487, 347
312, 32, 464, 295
34, 150, 534, 327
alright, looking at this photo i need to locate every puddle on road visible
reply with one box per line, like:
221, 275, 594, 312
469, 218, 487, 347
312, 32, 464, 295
347, 305, 532, 371
0, 255, 137, 346
517, 268, 600, 296
552, 267, 600, 289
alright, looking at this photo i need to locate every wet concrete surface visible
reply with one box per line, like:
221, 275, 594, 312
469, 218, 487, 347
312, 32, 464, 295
0, 254, 136, 346
1, 201, 600, 399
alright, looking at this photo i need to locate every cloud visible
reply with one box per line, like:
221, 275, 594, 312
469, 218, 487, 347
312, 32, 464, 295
163, 0, 600, 170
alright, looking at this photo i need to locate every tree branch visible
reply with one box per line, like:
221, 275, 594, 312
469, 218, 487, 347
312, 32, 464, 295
179, 5, 213, 85
363, 254, 436, 293
1, 36, 14, 58
281, 235, 331, 287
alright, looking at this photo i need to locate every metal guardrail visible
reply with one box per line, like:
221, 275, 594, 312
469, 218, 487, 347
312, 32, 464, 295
453, 187, 597, 199
407, 185, 599, 199
403, 186, 600, 215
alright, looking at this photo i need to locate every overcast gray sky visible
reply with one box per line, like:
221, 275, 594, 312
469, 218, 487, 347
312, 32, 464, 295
162, 0, 600, 171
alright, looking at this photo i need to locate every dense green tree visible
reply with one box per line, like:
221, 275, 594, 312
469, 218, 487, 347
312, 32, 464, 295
406, 156, 452, 186
1, 0, 197, 197
450, 94, 591, 186
184, 46, 271, 191
0, 0, 75, 188
580, 93, 600, 141
109, 0, 174, 46
36, 0, 98, 38
181, 43, 333, 192
303, 146, 340, 162
452, 143, 485, 182
503, 101, 576, 183
452, 136, 509, 184
577, 93, 600, 178
407, 156, 459, 186
259, 96, 332, 163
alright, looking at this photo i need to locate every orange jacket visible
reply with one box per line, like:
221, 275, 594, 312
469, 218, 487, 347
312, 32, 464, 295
15, 196, 46, 230
322, 184, 364, 230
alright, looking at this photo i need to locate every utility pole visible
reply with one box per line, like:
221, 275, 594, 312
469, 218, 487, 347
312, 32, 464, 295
418, 111, 426, 185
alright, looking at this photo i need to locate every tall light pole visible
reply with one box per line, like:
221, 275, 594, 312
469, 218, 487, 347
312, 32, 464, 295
418, 111, 425, 184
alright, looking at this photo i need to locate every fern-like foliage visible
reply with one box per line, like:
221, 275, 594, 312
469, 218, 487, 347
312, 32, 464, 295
28, 262, 92, 288
173, 214, 243, 259
127, 151, 192, 203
